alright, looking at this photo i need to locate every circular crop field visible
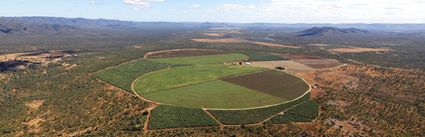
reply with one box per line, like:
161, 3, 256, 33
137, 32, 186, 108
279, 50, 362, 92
132, 53, 310, 109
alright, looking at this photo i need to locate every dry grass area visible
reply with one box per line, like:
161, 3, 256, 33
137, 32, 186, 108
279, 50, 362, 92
133, 45, 144, 49
329, 47, 393, 53
281, 54, 341, 69
250, 42, 299, 49
191, 38, 243, 43
0, 50, 73, 63
22, 117, 45, 133
192, 38, 299, 49
25, 100, 45, 110
251, 60, 315, 73
203, 33, 224, 37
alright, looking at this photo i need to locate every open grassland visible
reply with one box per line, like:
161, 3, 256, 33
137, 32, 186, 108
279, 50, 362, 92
242, 51, 288, 61
94, 59, 168, 92
329, 47, 393, 53
265, 100, 319, 124
220, 70, 310, 100
149, 53, 248, 65
148, 105, 219, 129
251, 60, 315, 73
144, 80, 286, 109
133, 65, 264, 94
207, 93, 310, 125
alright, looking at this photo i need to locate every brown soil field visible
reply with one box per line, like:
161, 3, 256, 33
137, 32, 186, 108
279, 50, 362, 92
281, 54, 341, 69
220, 70, 310, 100
329, 47, 393, 53
144, 49, 225, 59
203, 33, 224, 37
191, 38, 243, 43
249, 42, 299, 49
251, 60, 315, 73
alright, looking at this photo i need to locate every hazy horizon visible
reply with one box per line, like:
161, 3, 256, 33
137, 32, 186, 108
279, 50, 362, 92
1, 0, 425, 24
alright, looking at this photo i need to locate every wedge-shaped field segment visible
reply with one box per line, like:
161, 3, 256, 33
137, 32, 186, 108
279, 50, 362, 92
149, 53, 248, 65
220, 70, 310, 100
133, 65, 264, 94
149, 105, 219, 129
95, 59, 168, 92
144, 80, 287, 109
265, 100, 319, 124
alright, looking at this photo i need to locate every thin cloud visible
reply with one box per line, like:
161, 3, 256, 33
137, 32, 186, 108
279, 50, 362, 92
216, 4, 257, 12
123, 0, 164, 10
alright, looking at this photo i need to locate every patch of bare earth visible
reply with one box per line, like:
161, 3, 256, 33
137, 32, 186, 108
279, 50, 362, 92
191, 38, 243, 43
249, 41, 299, 49
133, 45, 144, 49
25, 100, 45, 110
203, 33, 224, 37
22, 117, 45, 133
329, 47, 393, 53
251, 60, 315, 73
281, 53, 341, 69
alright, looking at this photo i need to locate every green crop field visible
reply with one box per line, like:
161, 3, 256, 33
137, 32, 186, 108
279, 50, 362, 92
148, 105, 219, 129
94, 59, 169, 92
265, 100, 319, 124
149, 53, 248, 65
144, 80, 286, 108
207, 93, 310, 125
95, 52, 317, 129
133, 65, 264, 94
242, 51, 288, 61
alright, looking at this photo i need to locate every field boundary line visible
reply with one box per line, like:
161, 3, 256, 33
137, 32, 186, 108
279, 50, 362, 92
259, 100, 309, 124
143, 104, 158, 133
202, 108, 225, 129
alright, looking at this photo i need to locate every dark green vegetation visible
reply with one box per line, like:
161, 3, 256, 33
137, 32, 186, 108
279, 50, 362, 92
208, 93, 310, 125
149, 105, 219, 129
221, 70, 310, 100
266, 100, 319, 124
94, 59, 168, 92
242, 51, 288, 61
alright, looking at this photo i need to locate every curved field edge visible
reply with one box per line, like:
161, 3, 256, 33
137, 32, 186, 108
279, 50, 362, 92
148, 105, 219, 129
94, 59, 169, 92
207, 93, 312, 125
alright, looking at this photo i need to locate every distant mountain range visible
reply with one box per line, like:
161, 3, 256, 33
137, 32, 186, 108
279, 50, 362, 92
1, 16, 425, 35
297, 27, 370, 37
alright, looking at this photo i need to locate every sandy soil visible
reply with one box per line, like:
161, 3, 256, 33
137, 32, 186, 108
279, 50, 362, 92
191, 38, 243, 43
22, 117, 44, 133
25, 100, 45, 110
250, 41, 299, 49
281, 53, 341, 69
203, 33, 224, 37
329, 47, 393, 53
251, 60, 315, 73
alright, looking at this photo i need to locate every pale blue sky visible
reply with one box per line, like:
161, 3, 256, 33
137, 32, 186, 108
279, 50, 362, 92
1, 0, 425, 23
